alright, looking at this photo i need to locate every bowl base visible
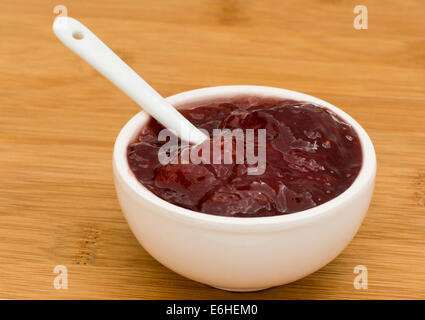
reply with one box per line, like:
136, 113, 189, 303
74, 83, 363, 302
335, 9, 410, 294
213, 286, 270, 292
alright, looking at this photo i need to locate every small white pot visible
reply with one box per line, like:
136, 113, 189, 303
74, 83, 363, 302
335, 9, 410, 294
113, 85, 376, 292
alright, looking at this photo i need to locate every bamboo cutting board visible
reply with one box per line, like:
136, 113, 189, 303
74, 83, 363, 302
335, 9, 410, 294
0, 0, 424, 299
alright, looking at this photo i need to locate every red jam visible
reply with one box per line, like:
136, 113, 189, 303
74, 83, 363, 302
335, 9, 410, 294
127, 97, 362, 217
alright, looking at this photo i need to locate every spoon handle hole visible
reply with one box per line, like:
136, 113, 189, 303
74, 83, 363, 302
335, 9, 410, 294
72, 30, 84, 40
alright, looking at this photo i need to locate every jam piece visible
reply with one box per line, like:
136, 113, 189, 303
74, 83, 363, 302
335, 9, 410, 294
127, 97, 362, 217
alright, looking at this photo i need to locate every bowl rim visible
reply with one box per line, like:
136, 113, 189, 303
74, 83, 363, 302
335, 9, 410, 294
113, 85, 376, 228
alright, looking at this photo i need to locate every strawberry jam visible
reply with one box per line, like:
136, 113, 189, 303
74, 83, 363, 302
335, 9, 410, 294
127, 97, 362, 217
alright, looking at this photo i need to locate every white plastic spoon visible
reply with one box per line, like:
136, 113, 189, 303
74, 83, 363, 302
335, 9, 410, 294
52, 17, 208, 145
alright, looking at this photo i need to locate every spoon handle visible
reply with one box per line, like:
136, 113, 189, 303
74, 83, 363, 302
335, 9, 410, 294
53, 17, 207, 144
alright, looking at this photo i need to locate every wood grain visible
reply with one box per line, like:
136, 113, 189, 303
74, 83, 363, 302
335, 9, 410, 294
0, 0, 424, 299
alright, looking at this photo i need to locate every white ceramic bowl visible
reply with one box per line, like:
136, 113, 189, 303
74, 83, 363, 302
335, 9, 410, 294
113, 85, 376, 291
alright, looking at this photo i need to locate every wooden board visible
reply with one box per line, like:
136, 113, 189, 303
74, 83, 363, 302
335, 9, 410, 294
0, 0, 424, 299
